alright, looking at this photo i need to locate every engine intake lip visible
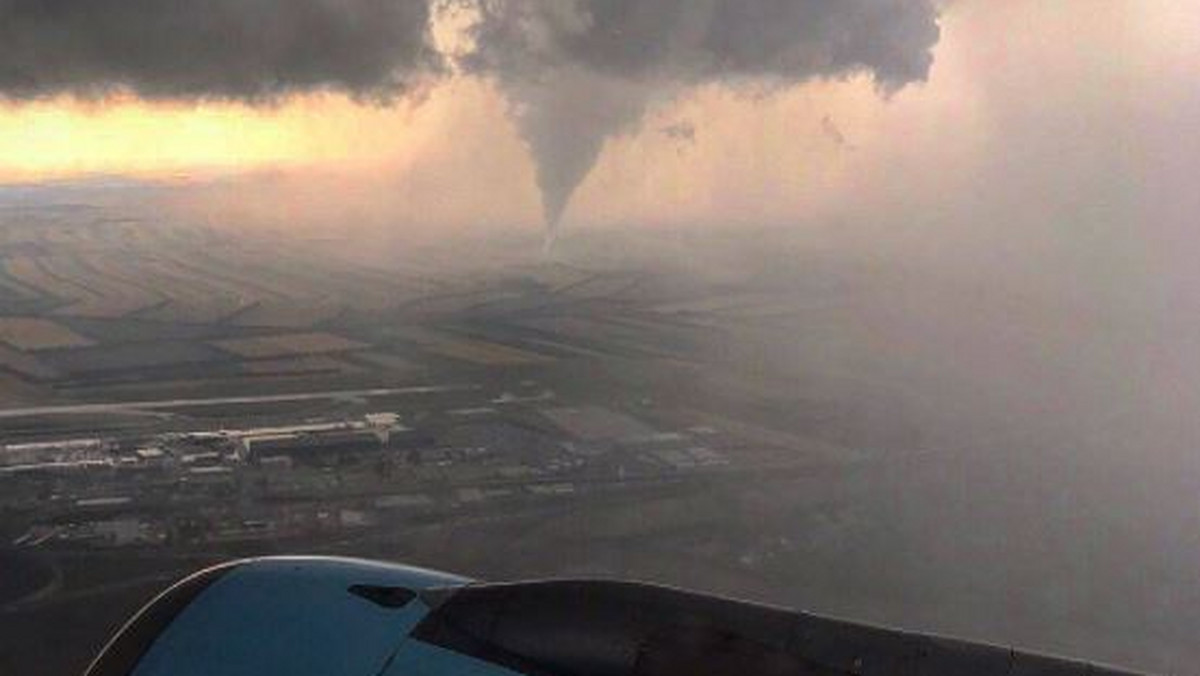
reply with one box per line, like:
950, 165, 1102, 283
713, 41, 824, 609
84, 561, 242, 676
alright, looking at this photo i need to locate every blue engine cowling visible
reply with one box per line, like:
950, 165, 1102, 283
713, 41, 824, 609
85, 556, 517, 676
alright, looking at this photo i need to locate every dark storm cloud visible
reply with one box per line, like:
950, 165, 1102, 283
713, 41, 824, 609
458, 0, 941, 239
0, 0, 442, 101
464, 0, 940, 90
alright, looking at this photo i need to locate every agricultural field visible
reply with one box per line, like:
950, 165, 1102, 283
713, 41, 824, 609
0, 372, 45, 405
212, 332, 369, 359
392, 327, 550, 366
239, 355, 362, 377
349, 351, 421, 374
0, 207, 656, 407
42, 254, 161, 318
43, 342, 227, 376
0, 213, 434, 329
3, 255, 91, 308
0, 213, 414, 404
0, 317, 95, 351
515, 315, 676, 357
0, 271, 43, 314
0, 344, 60, 381
231, 300, 344, 329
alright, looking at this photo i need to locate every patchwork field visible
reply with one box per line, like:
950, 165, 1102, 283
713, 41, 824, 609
393, 328, 550, 366
0, 214, 424, 403
0, 209, 681, 407
0, 344, 60, 381
350, 351, 421, 373
0, 317, 95, 351
231, 300, 344, 329
212, 332, 369, 359
43, 342, 225, 375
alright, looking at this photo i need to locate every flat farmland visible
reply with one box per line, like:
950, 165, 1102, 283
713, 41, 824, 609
0, 345, 60, 381
39, 254, 160, 318
0, 272, 42, 313
231, 300, 344, 329
239, 355, 362, 376
3, 256, 91, 306
0, 215, 591, 407
212, 332, 369, 359
0, 217, 451, 331
54, 254, 164, 318
42, 342, 228, 375
349, 351, 421, 374
393, 327, 550, 366
394, 289, 524, 318
516, 316, 670, 357
555, 273, 643, 300
0, 317, 95, 351
58, 318, 236, 344
0, 373, 47, 405
133, 258, 252, 324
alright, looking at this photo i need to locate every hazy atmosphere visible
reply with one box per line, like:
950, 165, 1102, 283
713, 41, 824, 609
2, 2, 1198, 675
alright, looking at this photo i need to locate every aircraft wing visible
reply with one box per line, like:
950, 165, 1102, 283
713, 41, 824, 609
85, 556, 1148, 676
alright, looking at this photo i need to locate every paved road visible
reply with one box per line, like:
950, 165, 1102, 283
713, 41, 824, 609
0, 385, 480, 420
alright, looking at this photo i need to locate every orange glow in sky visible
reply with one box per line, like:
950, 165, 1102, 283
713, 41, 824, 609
0, 94, 430, 181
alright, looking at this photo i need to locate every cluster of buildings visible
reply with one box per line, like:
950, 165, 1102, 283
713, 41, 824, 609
2, 399, 734, 550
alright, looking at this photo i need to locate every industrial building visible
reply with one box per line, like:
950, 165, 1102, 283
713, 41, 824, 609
243, 429, 384, 466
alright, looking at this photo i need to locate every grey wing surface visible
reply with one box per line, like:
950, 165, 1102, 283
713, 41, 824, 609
413, 579, 1145, 676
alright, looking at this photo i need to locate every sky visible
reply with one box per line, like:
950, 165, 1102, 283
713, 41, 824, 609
0, 0, 1196, 257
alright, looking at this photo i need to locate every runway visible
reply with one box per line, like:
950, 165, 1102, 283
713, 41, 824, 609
0, 384, 480, 420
